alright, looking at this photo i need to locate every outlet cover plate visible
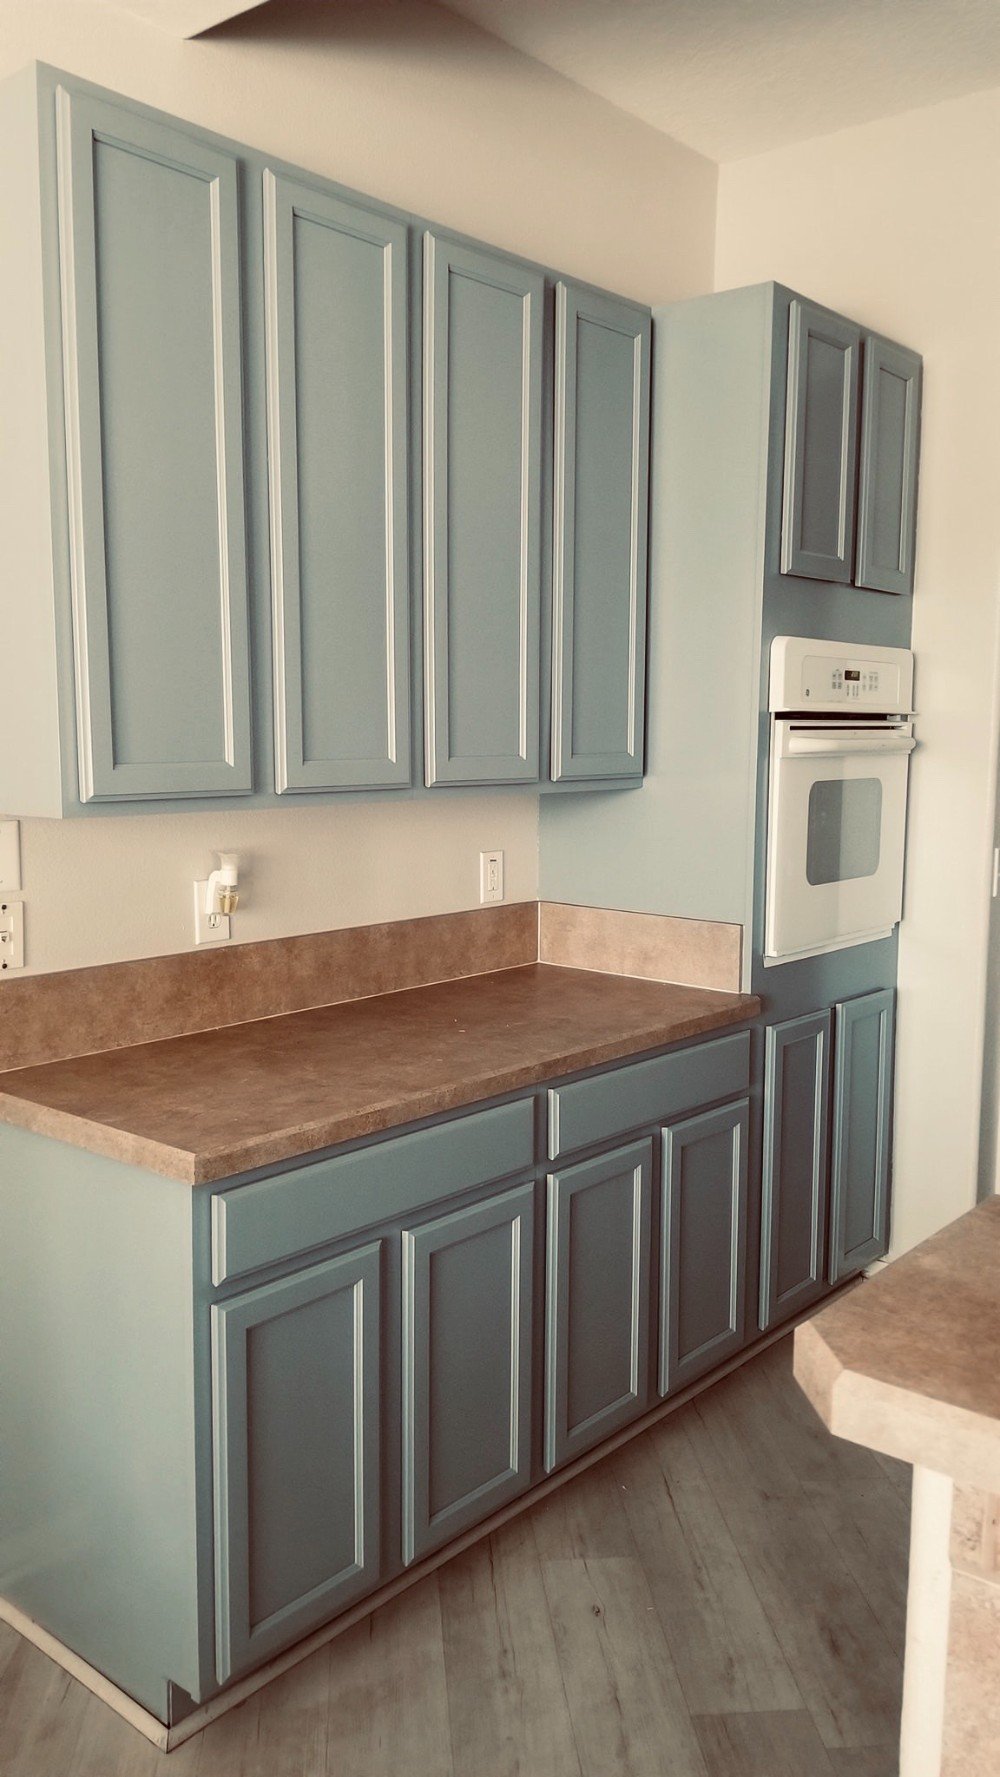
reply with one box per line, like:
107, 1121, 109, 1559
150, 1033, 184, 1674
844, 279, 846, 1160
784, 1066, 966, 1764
0, 899, 25, 970
193, 879, 231, 945
479, 850, 504, 905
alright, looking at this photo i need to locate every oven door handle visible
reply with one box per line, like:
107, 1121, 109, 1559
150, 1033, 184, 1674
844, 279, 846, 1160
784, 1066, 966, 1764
784, 728, 916, 758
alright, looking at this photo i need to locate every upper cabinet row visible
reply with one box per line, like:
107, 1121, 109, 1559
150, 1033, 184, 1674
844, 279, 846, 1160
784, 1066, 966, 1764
0, 71, 650, 815
780, 296, 922, 595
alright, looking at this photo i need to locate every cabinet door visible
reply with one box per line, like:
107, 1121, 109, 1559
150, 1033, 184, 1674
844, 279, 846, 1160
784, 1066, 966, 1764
212, 1244, 381, 1684
55, 86, 252, 802
401, 1182, 534, 1563
829, 989, 894, 1280
264, 172, 412, 791
544, 1139, 652, 1472
423, 235, 543, 785
550, 283, 650, 782
856, 336, 921, 596
780, 299, 861, 584
760, 1011, 831, 1332
660, 1100, 749, 1396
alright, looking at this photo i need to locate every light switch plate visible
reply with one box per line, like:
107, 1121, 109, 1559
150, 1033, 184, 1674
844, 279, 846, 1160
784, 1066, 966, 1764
0, 899, 25, 970
0, 821, 21, 892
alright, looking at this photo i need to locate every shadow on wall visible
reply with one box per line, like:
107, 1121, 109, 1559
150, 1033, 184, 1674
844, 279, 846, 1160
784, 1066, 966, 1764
203, 0, 531, 78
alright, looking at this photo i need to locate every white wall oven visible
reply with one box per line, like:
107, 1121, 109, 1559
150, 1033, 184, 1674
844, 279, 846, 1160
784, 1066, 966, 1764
764, 636, 915, 965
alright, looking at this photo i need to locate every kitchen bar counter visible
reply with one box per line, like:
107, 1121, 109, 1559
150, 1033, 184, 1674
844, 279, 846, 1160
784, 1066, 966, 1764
0, 964, 759, 1184
795, 1200, 1000, 1777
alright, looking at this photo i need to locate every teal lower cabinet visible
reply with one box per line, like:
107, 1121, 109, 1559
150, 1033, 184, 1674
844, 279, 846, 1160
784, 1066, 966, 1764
659, 1100, 750, 1396
829, 989, 895, 1280
400, 1181, 535, 1564
1, 1024, 798, 1729
759, 1011, 832, 1332
543, 1139, 653, 1472
211, 1243, 382, 1685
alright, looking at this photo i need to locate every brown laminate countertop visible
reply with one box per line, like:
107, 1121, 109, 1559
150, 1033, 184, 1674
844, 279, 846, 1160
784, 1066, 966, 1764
794, 1198, 1000, 1490
0, 964, 759, 1185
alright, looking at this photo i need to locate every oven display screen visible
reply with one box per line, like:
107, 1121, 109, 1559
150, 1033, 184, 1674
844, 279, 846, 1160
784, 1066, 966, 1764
844, 669, 861, 682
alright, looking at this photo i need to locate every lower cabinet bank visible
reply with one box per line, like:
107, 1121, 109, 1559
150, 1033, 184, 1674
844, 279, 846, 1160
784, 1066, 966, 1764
0, 989, 893, 1727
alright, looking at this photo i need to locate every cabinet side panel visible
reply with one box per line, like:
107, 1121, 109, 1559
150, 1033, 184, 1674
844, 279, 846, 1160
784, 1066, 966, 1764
540, 284, 770, 924
0, 1123, 201, 1717
0, 70, 64, 816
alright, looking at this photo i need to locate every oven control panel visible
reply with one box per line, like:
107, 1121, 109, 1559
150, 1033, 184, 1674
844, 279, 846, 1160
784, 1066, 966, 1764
769, 635, 914, 714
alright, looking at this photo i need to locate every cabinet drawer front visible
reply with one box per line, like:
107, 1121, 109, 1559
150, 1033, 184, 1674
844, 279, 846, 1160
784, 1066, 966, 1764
548, 1030, 750, 1160
212, 1244, 381, 1684
212, 1097, 536, 1284
56, 86, 252, 802
401, 1181, 535, 1564
544, 1139, 653, 1472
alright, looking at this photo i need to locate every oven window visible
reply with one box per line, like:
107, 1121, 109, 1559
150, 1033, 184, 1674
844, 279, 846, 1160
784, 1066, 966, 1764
806, 778, 883, 885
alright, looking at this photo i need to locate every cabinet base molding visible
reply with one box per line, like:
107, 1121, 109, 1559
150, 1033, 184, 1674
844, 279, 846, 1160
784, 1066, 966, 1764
0, 1596, 172, 1750
0, 1281, 858, 1754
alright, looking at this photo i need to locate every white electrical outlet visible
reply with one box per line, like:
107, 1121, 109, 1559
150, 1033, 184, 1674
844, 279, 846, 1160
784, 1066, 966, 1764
193, 879, 231, 945
480, 850, 504, 905
0, 899, 25, 970
0, 821, 21, 892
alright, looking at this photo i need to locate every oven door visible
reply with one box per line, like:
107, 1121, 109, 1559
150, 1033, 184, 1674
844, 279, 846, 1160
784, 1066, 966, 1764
764, 718, 915, 964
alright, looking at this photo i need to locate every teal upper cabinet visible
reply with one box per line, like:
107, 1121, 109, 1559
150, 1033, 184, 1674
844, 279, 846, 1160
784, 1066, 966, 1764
780, 298, 861, 584
856, 336, 921, 596
0, 67, 651, 814
423, 234, 544, 786
263, 172, 412, 792
551, 283, 650, 782
56, 85, 253, 802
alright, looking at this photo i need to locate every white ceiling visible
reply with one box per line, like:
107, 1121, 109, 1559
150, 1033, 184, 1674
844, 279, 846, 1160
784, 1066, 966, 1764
442, 0, 1000, 161
108, 0, 262, 38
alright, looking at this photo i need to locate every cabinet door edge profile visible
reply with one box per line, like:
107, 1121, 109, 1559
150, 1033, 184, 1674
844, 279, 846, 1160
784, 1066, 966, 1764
780, 296, 861, 585
759, 1009, 832, 1332
212, 1243, 381, 1686
263, 168, 413, 793
55, 83, 254, 803
550, 280, 651, 783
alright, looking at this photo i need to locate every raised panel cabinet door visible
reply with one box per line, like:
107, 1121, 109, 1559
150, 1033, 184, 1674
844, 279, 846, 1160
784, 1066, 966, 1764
551, 283, 650, 782
544, 1139, 652, 1472
660, 1099, 749, 1397
212, 1243, 381, 1685
760, 1011, 832, 1332
780, 299, 861, 584
856, 336, 922, 596
263, 171, 412, 791
829, 989, 895, 1281
401, 1181, 534, 1564
423, 234, 543, 785
55, 86, 252, 801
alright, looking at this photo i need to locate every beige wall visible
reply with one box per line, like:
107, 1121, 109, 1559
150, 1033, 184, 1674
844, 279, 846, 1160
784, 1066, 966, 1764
0, 0, 716, 974
717, 87, 1000, 1256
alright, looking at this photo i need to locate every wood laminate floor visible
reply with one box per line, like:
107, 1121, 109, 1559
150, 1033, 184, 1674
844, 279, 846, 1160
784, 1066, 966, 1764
0, 1338, 910, 1777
